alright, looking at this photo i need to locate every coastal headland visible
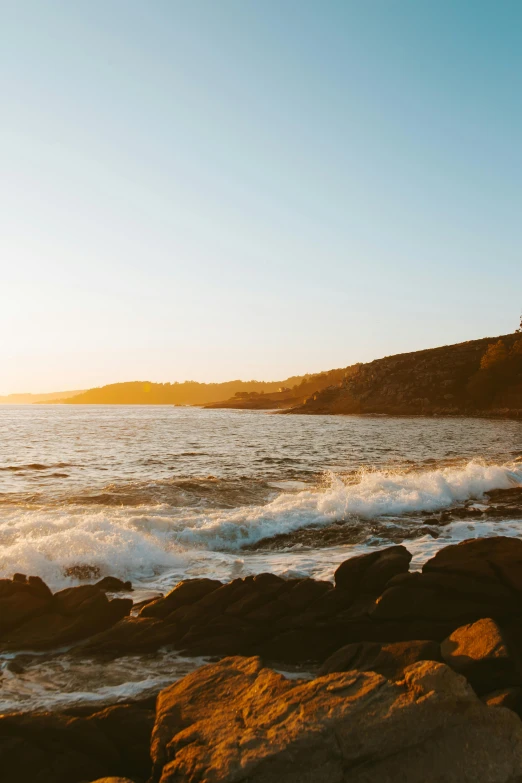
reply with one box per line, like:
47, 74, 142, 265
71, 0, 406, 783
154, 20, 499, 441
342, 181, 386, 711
24, 332, 521, 419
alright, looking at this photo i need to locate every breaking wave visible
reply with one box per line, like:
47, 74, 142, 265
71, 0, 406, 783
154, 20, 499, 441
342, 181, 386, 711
0, 460, 520, 590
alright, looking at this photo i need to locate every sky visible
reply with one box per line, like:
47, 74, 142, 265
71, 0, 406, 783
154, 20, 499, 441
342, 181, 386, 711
2, 0, 521, 394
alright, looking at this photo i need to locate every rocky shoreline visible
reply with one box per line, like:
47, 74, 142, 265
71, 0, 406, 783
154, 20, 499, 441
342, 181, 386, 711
5, 523, 522, 780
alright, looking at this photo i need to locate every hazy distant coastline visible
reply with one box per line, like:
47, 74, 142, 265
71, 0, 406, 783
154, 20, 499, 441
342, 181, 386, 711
4, 332, 522, 416
0, 390, 84, 405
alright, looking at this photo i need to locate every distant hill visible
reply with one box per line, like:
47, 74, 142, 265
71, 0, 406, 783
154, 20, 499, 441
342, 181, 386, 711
204, 367, 355, 410
0, 390, 84, 404
288, 333, 522, 417
60, 376, 312, 406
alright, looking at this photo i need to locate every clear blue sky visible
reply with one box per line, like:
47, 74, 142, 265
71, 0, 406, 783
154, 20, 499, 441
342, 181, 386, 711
2, 0, 521, 393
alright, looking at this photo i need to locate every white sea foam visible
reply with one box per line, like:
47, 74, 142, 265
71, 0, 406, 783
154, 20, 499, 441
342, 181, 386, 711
0, 461, 520, 591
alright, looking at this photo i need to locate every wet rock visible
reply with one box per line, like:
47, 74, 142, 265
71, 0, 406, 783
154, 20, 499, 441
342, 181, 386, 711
95, 576, 133, 592
371, 538, 522, 626
334, 545, 412, 595
0, 577, 55, 635
150, 655, 522, 783
0, 596, 133, 652
65, 564, 102, 580
12, 573, 27, 583
441, 618, 522, 695
73, 616, 174, 656
319, 639, 442, 679
423, 536, 522, 592
140, 578, 222, 619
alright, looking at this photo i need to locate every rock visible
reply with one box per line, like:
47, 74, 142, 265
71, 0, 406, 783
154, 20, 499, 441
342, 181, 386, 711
0, 702, 153, 783
73, 617, 174, 656
319, 639, 442, 679
12, 572, 27, 583
334, 545, 412, 595
86, 703, 154, 781
150, 655, 522, 783
140, 578, 222, 619
423, 536, 522, 592
65, 564, 102, 580
95, 576, 133, 592
441, 617, 522, 695
0, 596, 133, 651
54, 584, 110, 614
88, 779, 136, 783
483, 686, 522, 719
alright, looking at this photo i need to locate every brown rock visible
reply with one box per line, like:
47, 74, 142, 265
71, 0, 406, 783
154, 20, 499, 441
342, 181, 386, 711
150, 655, 522, 783
73, 616, 174, 656
88, 779, 136, 783
140, 578, 222, 619
334, 545, 412, 595
95, 576, 133, 592
319, 639, 442, 679
423, 536, 522, 592
441, 617, 522, 695
0, 596, 132, 651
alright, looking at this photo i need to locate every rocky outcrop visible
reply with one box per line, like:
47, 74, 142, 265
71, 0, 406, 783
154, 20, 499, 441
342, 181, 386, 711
0, 575, 133, 652
149, 655, 522, 783
70, 536, 522, 668
289, 332, 522, 416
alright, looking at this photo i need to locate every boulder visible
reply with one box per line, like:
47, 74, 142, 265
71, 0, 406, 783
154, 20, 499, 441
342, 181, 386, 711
319, 639, 442, 679
334, 545, 412, 595
95, 576, 133, 592
73, 616, 174, 656
150, 655, 522, 783
423, 536, 522, 592
483, 686, 522, 719
441, 617, 522, 695
0, 596, 132, 651
0, 701, 152, 783
140, 578, 222, 620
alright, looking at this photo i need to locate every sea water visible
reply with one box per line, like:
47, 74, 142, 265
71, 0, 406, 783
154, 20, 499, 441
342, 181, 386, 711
0, 405, 521, 710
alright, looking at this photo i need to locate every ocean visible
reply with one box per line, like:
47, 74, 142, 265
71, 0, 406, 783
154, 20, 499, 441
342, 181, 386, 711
1, 404, 521, 711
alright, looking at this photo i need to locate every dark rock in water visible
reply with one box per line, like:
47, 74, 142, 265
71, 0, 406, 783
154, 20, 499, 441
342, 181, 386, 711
371, 538, 522, 627
0, 576, 60, 636
65, 564, 102, 580
441, 617, 522, 695
0, 595, 133, 651
0, 702, 153, 783
334, 545, 412, 595
73, 617, 174, 656
140, 577, 222, 619
423, 536, 522, 591
150, 655, 522, 783
95, 576, 133, 592
319, 639, 442, 680
12, 572, 27, 583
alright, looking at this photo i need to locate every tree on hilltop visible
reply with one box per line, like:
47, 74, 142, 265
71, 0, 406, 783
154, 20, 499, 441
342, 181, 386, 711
480, 339, 508, 370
